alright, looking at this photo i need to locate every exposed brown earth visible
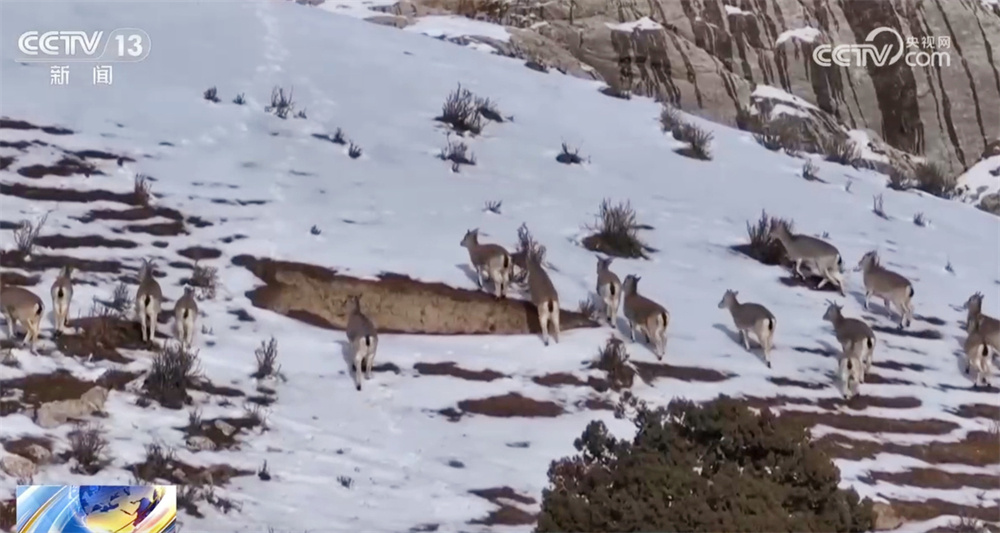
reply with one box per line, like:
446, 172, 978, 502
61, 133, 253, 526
0, 250, 124, 274
888, 499, 1000, 524
814, 395, 923, 410
234, 254, 599, 335
2, 435, 54, 459
16, 157, 102, 179
864, 468, 998, 491
0, 118, 73, 135
0, 499, 13, 532
632, 360, 733, 383
532, 372, 587, 387
56, 316, 163, 364
818, 431, 999, 467
178, 246, 223, 261
778, 410, 960, 435
76, 205, 184, 222
0, 156, 14, 170
35, 234, 139, 249
442, 393, 566, 420
413, 362, 507, 381
468, 487, 538, 526
950, 403, 1000, 420
1, 182, 135, 204
125, 221, 188, 236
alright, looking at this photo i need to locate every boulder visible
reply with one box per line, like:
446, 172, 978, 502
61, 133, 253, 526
872, 501, 904, 531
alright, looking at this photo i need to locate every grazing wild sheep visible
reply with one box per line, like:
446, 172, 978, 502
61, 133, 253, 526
621, 275, 670, 360
717, 289, 776, 368
768, 221, 845, 295
823, 301, 876, 397
0, 285, 44, 352
595, 256, 622, 326
50, 265, 74, 334
854, 251, 914, 328
135, 259, 163, 344
525, 253, 560, 346
173, 286, 198, 349
460, 228, 513, 299
346, 295, 379, 391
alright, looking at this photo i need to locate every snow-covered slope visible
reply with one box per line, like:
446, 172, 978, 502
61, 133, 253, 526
1, 1, 998, 532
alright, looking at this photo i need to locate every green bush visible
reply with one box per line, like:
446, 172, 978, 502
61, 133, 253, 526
536, 395, 875, 533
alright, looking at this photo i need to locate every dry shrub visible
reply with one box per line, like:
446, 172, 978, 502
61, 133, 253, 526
439, 136, 476, 166
203, 86, 220, 103
744, 210, 793, 265
436, 84, 484, 136
673, 122, 713, 160
577, 298, 600, 321
512, 223, 546, 283
872, 194, 888, 219
912, 161, 957, 198
556, 143, 584, 165
659, 105, 681, 133
68, 422, 109, 474
144, 342, 201, 409
13, 213, 47, 255
265, 86, 295, 119
252, 337, 281, 380
754, 121, 802, 154
590, 337, 634, 390
822, 137, 862, 168
802, 159, 821, 182
190, 262, 218, 300
583, 199, 651, 259
134, 173, 152, 206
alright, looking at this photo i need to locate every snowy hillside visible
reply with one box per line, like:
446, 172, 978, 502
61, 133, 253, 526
1, 1, 998, 532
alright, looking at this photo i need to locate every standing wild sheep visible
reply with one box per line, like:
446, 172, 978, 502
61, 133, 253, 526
0, 285, 44, 352
173, 286, 199, 349
135, 258, 163, 344
768, 221, 845, 295
525, 253, 560, 346
717, 289, 776, 368
823, 301, 876, 397
621, 275, 670, 360
854, 251, 914, 328
50, 265, 74, 334
346, 295, 379, 391
962, 292, 999, 355
595, 257, 622, 326
963, 329, 993, 388
460, 228, 513, 299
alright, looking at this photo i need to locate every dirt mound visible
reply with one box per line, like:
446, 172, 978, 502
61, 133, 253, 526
0, 271, 39, 287
1, 182, 134, 204
16, 157, 102, 179
178, 246, 222, 261
234, 255, 599, 335
1, 368, 138, 416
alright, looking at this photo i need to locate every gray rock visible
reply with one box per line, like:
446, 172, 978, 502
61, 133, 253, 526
185, 435, 216, 452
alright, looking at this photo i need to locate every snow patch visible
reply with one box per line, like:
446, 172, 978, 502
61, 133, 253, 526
776, 27, 822, 45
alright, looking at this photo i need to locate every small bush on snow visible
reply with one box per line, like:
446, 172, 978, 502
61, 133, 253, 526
744, 210, 793, 265
265, 86, 295, 119
673, 122, 713, 161
203, 86, 220, 103
67, 422, 109, 474
144, 342, 201, 408
582, 199, 651, 259
13, 213, 47, 255
439, 136, 476, 166
556, 142, 584, 165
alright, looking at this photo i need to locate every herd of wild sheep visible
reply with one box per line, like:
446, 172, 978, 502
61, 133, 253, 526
458, 224, 998, 398
0, 221, 997, 396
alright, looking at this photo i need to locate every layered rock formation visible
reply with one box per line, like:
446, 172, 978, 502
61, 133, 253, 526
360, 0, 1000, 175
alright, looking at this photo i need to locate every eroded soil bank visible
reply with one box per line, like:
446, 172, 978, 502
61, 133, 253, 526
234, 255, 599, 335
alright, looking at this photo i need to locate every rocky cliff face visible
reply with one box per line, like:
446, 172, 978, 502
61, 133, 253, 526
388, 0, 1000, 175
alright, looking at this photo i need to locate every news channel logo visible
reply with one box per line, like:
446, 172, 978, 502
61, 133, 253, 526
16, 484, 177, 533
16, 29, 151, 63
